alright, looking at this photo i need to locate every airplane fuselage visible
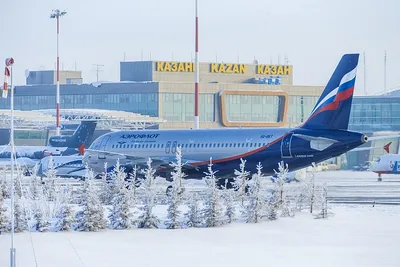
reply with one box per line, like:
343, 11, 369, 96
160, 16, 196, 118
83, 127, 367, 179
370, 154, 400, 175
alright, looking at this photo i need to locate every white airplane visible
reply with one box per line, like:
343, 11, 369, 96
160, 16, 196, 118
36, 155, 85, 179
0, 120, 96, 171
370, 153, 400, 181
83, 54, 400, 188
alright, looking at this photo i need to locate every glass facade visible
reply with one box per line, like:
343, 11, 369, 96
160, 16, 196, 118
0, 93, 159, 117
349, 97, 400, 132
287, 96, 318, 124
224, 95, 283, 122
161, 93, 215, 122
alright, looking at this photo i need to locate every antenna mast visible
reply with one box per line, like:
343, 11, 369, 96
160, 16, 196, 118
363, 51, 367, 96
384, 50, 387, 93
92, 64, 104, 82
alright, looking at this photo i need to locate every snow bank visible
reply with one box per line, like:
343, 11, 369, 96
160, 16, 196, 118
0, 204, 398, 267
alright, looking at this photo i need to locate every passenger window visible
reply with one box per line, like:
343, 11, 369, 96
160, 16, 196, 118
112, 145, 115, 148
233, 144, 236, 147
258, 143, 261, 147
250, 143, 253, 147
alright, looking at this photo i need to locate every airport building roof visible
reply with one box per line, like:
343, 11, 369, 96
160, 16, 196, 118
0, 109, 165, 130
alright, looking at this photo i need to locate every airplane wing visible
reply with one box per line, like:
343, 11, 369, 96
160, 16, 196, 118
84, 149, 199, 171
367, 135, 400, 141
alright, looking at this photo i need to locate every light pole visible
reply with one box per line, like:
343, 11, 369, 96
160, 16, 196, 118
50, 9, 67, 136
194, 0, 200, 129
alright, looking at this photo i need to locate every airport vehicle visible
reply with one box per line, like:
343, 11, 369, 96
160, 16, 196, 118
0, 120, 97, 169
83, 54, 396, 186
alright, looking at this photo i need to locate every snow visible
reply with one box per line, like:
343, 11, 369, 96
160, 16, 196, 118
0, 169, 399, 267
0, 205, 398, 267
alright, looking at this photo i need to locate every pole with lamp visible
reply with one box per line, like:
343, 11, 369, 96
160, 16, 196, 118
50, 9, 67, 136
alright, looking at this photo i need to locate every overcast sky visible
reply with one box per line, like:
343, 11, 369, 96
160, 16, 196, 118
1, 0, 399, 95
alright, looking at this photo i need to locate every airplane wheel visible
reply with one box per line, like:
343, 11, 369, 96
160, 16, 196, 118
377, 177, 382, 182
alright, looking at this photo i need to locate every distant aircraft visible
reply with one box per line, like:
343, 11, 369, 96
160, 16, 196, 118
0, 120, 97, 169
83, 54, 398, 187
370, 152, 400, 181
36, 155, 85, 179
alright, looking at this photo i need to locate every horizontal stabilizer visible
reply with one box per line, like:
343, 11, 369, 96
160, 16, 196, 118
293, 134, 338, 151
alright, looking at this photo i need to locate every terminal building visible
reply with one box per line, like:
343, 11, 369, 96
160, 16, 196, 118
0, 60, 398, 168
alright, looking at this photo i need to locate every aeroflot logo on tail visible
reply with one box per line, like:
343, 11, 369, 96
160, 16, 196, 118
51, 139, 67, 142
120, 134, 160, 139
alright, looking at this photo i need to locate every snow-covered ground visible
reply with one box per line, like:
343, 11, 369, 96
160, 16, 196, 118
0, 171, 400, 267
1, 170, 399, 267
0, 204, 399, 267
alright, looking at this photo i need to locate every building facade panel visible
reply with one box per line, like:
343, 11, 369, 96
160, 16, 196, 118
349, 97, 400, 132
3, 82, 159, 117
26, 71, 54, 85
120, 61, 153, 82
123, 61, 294, 85
26, 70, 82, 85
220, 91, 288, 127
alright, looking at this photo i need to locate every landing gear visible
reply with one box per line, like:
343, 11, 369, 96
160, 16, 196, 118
217, 178, 235, 189
165, 185, 185, 196
377, 173, 382, 182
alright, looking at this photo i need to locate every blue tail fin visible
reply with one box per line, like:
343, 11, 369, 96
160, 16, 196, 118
49, 120, 97, 149
301, 54, 359, 130
69, 120, 97, 148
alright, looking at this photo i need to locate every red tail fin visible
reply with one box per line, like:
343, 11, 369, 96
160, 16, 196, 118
78, 144, 85, 155
383, 142, 391, 153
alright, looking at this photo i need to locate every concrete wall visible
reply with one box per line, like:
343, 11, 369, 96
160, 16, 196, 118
57, 71, 82, 84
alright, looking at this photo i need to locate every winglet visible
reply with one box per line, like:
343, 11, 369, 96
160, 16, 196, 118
78, 144, 85, 155
384, 142, 391, 153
